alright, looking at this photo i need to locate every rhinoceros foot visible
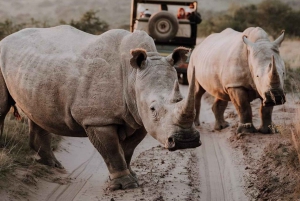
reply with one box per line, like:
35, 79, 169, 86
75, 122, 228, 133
214, 121, 229, 130
194, 119, 200, 127
258, 124, 278, 134
237, 123, 257, 134
37, 157, 64, 169
108, 174, 139, 191
129, 167, 138, 181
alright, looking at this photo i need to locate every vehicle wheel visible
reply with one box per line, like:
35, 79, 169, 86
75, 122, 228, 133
148, 11, 179, 42
178, 73, 189, 85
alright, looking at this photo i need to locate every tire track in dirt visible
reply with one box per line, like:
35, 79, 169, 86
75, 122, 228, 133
195, 92, 248, 201
46, 149, 103, 201
199, 133, 228, 201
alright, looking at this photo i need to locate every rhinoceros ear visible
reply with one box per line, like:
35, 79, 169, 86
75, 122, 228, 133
130, 48, 147, 68
166, 47, 190, 66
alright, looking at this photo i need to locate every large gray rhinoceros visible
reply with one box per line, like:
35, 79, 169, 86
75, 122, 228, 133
188, 27, 285, 134
0, 25, 201, 190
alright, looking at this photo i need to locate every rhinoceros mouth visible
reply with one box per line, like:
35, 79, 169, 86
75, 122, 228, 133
263, 89, 286, 107
166, 134, 201, 151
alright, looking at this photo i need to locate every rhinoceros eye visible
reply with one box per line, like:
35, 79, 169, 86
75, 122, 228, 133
149, 105, 159, 120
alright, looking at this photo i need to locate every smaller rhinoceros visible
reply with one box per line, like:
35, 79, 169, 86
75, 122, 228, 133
188, 27, 285, 134
0, 26, 201, 191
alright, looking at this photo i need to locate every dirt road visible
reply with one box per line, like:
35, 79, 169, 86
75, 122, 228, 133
26, 85, 248, 201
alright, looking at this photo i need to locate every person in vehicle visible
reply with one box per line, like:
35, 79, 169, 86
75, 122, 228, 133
140, 8, 152, 18
177, 7, 186, 19
160, 4, 168, 11
186, 3, 202, 38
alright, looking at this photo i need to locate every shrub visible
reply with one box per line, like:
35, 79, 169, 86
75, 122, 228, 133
66, 10, 109, 35
198, 0, 300, 38
0, 10, 109, 41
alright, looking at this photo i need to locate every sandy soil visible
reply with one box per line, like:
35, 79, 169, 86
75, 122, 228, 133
5, 85, 247, 201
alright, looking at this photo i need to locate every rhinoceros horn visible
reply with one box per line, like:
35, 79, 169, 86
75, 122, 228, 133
169, 80, 183, 103
269, 55, 280, 85
175, 67, 196, 128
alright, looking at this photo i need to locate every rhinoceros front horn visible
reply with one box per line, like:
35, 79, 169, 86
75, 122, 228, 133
269, 55, 280, 86
175, 67, 196, 128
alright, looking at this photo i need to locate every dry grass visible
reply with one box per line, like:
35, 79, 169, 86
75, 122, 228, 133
281, 39, 300, 70
0, 151, 13, 172
0, 111, 62, 191
0, 113, 31, 177
292, 108, 300, 163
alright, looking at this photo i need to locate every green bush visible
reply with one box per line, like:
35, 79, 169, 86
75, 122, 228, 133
62, 10, 109, 35
198, 0, 300, 38
0, 10, 109, 41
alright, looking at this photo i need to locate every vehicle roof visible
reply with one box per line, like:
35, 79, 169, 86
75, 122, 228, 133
134, 0, 197, 5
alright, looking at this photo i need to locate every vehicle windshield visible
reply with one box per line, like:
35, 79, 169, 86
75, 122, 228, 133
137, 3, 195, 19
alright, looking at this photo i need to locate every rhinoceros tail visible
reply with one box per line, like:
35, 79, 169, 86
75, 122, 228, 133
13, 105, 21, 120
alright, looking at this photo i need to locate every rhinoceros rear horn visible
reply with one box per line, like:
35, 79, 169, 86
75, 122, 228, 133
169, 80, 183, 103
273, 30, 285, 47
130, 48, 147, 68
166, 47, 190, 66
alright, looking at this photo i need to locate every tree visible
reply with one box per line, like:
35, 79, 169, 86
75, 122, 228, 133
69, 10, 109, 35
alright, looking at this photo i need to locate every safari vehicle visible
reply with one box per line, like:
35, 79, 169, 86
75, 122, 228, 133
130, 0, 201, 84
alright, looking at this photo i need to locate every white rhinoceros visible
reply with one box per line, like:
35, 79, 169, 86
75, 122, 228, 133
188, 27, 285, 134
0, 25, 201, 190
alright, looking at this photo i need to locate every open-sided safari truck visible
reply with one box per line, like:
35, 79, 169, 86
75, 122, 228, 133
130, 0, 201, 84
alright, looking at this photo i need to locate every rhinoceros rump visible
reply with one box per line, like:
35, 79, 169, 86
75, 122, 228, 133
188, 27, 285, 134
0, 25, 200, 190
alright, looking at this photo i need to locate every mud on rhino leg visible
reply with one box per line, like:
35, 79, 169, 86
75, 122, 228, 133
228, 88, 257, 134
258, 103, 276, 134
86, 126, 138, 191
194, 81, 206, 126
119, 127, 147, 180
212, 98, 229, 130
29, 120, 63, 168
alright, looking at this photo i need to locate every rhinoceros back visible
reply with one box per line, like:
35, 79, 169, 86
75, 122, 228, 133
0, 25, 142, 135
189, 28, 254, 100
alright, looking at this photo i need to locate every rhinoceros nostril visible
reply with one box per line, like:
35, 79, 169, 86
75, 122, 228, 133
168, 137, 174, 143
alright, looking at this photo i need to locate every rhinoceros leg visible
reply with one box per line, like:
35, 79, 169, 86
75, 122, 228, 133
212, 98, 229, 130
29, 120, 63, 168
0, 74, 12, 138
86, 126, 138, 190
258, 103, 276, 134
0, 106, 10, 139
119, 127, 147, 180
228, 88, 257, 134
194, 82, 206, 126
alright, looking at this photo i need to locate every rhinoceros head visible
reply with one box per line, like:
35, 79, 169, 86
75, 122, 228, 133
130, 47, 201, 150
243, 31, 286, 106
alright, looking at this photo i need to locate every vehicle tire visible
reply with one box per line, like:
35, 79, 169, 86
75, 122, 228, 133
148, 11, 179, 42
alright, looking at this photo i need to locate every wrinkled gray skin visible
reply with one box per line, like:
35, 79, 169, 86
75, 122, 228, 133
0, 25, 200, 190
188, 27, 285, 134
